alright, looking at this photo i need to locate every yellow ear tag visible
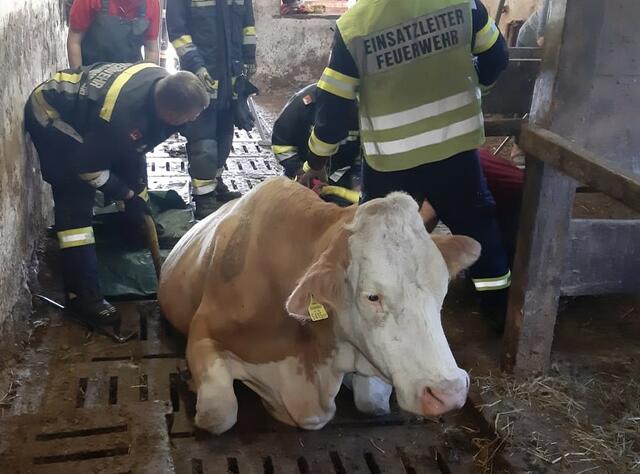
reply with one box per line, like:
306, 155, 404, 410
308, 295, 329, 322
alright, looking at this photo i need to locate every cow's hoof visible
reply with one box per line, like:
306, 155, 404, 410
195, 390, 238, 435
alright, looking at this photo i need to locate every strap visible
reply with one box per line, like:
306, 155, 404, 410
138, 0, 147, 17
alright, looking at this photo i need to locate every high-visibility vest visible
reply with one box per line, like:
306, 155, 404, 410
338, 0, 485, 171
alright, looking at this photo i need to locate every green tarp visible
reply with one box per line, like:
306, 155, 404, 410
94, 190, 195, 298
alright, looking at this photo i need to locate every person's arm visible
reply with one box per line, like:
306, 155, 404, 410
167, 0, 205, 73
308, 29, 359, 170
144, 39, 160, 64
143, 0, 161, 64
67, 0, 96, 67
67, 30, 85, 68
472, 0, 509, 87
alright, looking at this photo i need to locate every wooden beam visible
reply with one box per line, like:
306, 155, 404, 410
561, 219, 640, 296
501, 158, 577, 375
520, 124, 640, 212
483, 118, 522, 137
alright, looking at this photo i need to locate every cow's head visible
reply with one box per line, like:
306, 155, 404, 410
286, 193, 480, 417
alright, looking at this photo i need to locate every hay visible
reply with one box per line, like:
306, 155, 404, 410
472, 372, 640, 471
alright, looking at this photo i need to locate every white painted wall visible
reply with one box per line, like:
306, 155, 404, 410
0, 0, 67, 330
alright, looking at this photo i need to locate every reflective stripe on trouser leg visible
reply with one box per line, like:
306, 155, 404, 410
191, 178, 216, 195
473, 270, 512, 291
57, 227, 95, 249
188, 139, 218, 195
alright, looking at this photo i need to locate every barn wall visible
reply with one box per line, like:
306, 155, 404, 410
253, 0, 336, 90
0, 1, 67, 334
251, 0, 540, 90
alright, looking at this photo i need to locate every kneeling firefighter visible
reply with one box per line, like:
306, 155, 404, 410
272, 83, 361, 206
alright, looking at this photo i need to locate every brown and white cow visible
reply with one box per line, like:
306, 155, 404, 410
158, 176, 480, 434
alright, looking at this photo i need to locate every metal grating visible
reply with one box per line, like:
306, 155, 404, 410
0, 301, 488, 473
147, 127, 281, 203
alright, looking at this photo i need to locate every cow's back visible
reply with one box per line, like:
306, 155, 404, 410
159, 177, 354, 350
158, 199, 238, 334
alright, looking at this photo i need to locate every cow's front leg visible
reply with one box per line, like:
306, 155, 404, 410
187, 316, 237, 434
348, 374, 392, 416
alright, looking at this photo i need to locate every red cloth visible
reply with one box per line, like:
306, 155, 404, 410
69, 0, 160, 40
478, 148, 524, 218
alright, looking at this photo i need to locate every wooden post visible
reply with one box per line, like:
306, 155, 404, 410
501, 158, 576, 374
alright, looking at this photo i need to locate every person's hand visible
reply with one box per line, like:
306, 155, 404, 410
124, 193, 151, 223
298, 164, 328, 188
195, 67, 218, 100
243, 62, 257, 78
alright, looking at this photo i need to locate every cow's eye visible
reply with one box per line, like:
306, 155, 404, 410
367, 294, 380, 302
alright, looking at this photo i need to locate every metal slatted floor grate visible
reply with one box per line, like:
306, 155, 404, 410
0, 301, 487, 473
147, 128, 281, 203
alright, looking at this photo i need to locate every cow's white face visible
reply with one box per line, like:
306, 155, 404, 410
339, 193, 479, 417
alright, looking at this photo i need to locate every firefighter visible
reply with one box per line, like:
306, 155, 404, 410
24, 63, 209, 328
167, 0, 258, 218
67, 0, 161, 67
272, 83, 361, 203
306, 0, 513, 325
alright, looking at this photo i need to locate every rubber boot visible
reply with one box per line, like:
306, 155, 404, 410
479, 288, 509, 334
66, 295, 120, 329
193, 192, 223, 219
60, 245, 120, 329
215, 177, 242, 202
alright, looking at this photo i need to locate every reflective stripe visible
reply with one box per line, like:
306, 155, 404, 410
473, 270, 512, 291
192, 178, 216, 195
473, 18, 500, 54
57, 227, 95, 249
329, 166, 351, 182
171, 35, 194, 49
243, 26, 256, 36
317, 68, 358, 100
79, 170, 110, 188
52, 72, 82, 84
192, 0, 216, 6
272, 145, 298, 162
302, 161, 311, 173
320, 185, 360, 204
363, 113, 483, 156
32, 86, 84, 143
309, 129, 339, 157
138, 187, 149, 202
100, 63, 158, 122
243, 35, 257, 46
361, 89, 480, 132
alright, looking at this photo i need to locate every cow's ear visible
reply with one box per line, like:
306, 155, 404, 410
431, 234, 481, 279
286, 230, 349, 322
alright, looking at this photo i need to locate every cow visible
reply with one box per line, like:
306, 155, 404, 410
158, 176, 480, 434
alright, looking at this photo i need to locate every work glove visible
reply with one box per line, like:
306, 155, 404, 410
124, 193, 151, 223
243, 62, 257, 78
232, 75, 259, 132
195, 67, 218, 100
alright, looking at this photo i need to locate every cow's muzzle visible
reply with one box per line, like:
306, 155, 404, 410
420, 371, 469, 416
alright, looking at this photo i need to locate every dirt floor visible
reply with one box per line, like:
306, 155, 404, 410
0, 89, 639, 473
